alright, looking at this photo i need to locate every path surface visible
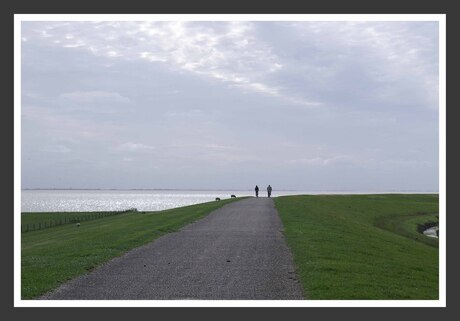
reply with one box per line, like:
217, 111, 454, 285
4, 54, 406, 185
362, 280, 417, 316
42, 198, 304, 300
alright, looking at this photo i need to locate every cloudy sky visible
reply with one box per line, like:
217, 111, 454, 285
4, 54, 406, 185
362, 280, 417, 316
21, 20, 439, 191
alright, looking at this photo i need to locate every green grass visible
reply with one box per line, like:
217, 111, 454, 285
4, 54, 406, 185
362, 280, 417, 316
21, 210, 137, 232
274, 194, 439, 300
21, 198, 244, 299
375, 212, 439, 247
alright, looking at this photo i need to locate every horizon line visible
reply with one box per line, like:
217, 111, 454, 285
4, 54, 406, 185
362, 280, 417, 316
21, 188, 440, 193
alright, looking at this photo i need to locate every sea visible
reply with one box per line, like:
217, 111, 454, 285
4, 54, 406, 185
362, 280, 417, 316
20, 189, 435, 213
20, 189, 290, 213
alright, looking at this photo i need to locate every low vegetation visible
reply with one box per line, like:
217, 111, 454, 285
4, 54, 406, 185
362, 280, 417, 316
274, 194, 439, 300
22, 194, 439, 300
21, 209, 138, 232
22, 198, 243, 299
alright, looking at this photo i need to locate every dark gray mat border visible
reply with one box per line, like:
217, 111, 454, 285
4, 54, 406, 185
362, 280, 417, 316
2, 0, 456, 319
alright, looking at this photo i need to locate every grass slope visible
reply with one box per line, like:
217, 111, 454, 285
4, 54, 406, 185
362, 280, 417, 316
274, 194, 438, 300
22, 198, 243, 299
21, 210, 136, 232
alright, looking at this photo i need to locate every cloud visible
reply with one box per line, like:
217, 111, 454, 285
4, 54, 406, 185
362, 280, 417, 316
59, 90, 130, 104
378, 158, 436, 169
115, 142, 156, 153
22, 21, 438, 111
287, 155, 364, 167
22, 21, 321, 107
203, 144, 236, 150
22, 104, 123, 141
20, 20, 439, 191
42, 144, 71, 153
164, 109, 203, 118
287, 21, 438, 110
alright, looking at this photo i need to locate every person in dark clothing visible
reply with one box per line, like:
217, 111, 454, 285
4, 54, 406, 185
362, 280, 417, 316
267, 185, 272, 198
255, 185, 259, 197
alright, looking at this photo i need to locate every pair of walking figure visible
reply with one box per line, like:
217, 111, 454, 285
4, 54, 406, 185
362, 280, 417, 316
255, 185, 272, 198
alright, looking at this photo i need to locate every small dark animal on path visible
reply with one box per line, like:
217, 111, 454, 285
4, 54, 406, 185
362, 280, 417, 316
215, 198, 221, 201
231, 195, 236, 198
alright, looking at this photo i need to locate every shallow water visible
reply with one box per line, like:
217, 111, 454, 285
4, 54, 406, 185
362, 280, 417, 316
21, 189, 435, 213
423, 226, 439, 238
21, 189, 314, 212
21, 190, 247, 212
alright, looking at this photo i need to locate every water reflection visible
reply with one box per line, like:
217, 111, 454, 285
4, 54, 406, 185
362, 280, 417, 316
21, 190, 429, 213
22, 190, 254, 212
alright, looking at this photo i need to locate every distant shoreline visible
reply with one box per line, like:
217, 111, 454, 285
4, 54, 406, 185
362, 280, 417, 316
21, 188, 439, 193
22, 188, 251, 191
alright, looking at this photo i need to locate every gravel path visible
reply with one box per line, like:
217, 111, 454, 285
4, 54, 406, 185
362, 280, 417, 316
42, 197, 304, 300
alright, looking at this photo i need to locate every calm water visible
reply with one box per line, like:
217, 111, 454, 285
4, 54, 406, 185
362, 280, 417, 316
21, 189, 309, 212
21, 189, 432, 213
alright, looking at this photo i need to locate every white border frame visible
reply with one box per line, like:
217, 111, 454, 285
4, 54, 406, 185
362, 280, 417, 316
14, 14, 447, 308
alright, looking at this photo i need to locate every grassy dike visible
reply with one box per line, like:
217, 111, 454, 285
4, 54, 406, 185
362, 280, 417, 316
274, 194, 439, 300
22, 198, 244, 299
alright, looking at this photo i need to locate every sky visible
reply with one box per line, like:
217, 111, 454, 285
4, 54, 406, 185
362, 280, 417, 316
21, 20, 439, 191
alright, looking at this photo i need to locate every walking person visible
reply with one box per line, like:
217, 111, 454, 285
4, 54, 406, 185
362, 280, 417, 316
267, 185, 272, 198
255, 185, 259, 197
